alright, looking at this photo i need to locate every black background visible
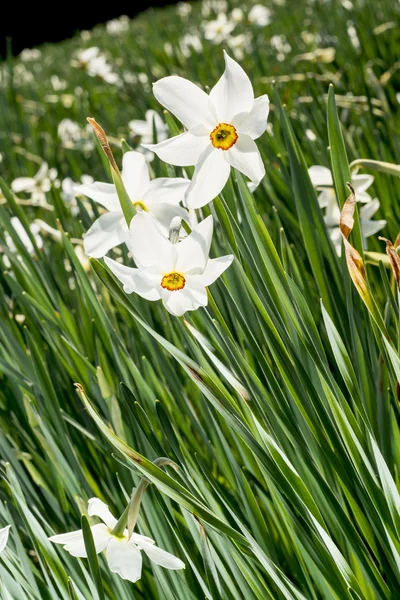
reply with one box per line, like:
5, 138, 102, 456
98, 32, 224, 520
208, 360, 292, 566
1, 1, 184, 58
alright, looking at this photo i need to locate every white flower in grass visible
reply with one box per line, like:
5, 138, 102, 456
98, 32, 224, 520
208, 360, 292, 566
0, 526, 11, 552
145, 51, 269, 209
105, 212, 233, 317
128, 110, 169, 145
248, 5, 271, 26
324, 198, 386, 256
61, 175, 94, 216
308, 165, 376, 207
11, 163, 58, 205
49, 498, 184, 583
308, 166, 386, 256
5, 217, 43, 255
203, 14, 236, 43
78, 151, 189, 258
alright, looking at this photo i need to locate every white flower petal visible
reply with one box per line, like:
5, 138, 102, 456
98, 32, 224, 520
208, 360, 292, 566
87, 498, 118, 530
308, 166, 333, 188
317, 188, 336, 209
233, 95, 270, 139
175, 215, 213, 274
360, 198, 380, 220
121, 151, 150, 200
130, 532, 156, 546
0, 526, 11, 553
136, 538, 185, 570
83, 213, 128, 258
106, 537, 143, 583
144, 130, 209, 167
150, 203, 189, 236
209, 51, 254, 122
49, 524, 109, 557
362, 219, 386, 238
11, 177, 36, 194
184, 146, 231, 209
225, 135, 265, 184
352, 173, 374, 194
144, 178, 189, 205
199, 255, 234, 286
105, 257, 161, 300
76, 182, 120, 212
185, 278, 209, 307
128, 212, 175, 270
153, 76, 215, 130
161, 288, 198, 316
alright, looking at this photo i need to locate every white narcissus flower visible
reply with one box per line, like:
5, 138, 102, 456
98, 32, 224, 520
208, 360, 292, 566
248, 5, 271, 26
0, 526, 11, 553
128, 110, 169, 145
78, 151, 189, 258
61, 175, 94, 216
308, 165, 375, 207
49, 498, 184, 583
105, 212, 234, 317
203, 14, 236, 44
308, 165, 386, 256
145, 51, 269, 209
11, 163, 58, 206
5, 217, 43, 255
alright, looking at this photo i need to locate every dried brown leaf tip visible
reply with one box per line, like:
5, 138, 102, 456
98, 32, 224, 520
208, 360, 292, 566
339, 184, 368, 299
379, 235, 400, 290
87, 117, 119, 173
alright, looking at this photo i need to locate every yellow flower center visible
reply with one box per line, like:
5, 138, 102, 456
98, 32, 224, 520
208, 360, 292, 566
210, 123, 238, 150
132, 201, 147, 211
161, 272, 186, 291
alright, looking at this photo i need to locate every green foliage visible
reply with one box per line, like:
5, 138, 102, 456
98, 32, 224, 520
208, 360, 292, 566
0, 0, 400, 598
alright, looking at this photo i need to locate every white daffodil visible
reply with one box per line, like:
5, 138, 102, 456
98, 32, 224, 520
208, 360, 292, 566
5, 217, 43, 255
78, 151, 189, 258
248, 5, 271, 26
145, 51, 269, 209
49, 498, 184, 583
61, 175, 94, 216
203, 14, 236, 44
11, 163, 58, 206
128, 110, 169, 145
308, 165, 375, 207
324, 197, 386, 256
105, 212, 233, 317
0, 526, 11, 553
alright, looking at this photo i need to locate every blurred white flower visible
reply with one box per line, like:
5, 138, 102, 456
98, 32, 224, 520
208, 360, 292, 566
78, 151, 189, 258
11, 163, 58, 205
347, 23, 361, 51
248, 5, 271, 26
231, 8, 244, 22
4, 217, 43, 256
106, 213, 234, 316
49, 498, 184, 583
270, 35, 291, 60
203, 14, 236, 43
129, 109, 169, 145
308, 165, 386, 255
72, 48, 120, 85
19, 48, 41, 62
61, 175, 94, 216
106, 16, 129, 35
227, 33, 252, 60
0, 526, 11, 552
51, 75, 67, 91
202, 0, 228, 17
176, 2, 192, 18
180, 33, 203, 57
146, 51, 269, 208
58, 119, 82, 147
305, 129, 317, 141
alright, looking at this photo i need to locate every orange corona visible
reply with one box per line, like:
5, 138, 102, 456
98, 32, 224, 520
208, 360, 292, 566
210, 123, 238, 150
161, 272, 186, 291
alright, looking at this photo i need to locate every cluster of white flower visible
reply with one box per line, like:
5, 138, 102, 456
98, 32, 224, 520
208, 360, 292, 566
308, 166, 386, 256
106, 15, 130, 35
71, 47, 121, 85
202, 3, 272, 48
78, 52, 268, 317
19, 48, 42, 62
11, 162, 59, 206
57, 119, 94, 153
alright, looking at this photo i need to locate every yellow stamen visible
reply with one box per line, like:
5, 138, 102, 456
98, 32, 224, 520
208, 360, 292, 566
161, 272, 186, 291
132, 201, 147, 211
210, 123, 238, 150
